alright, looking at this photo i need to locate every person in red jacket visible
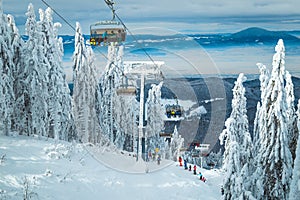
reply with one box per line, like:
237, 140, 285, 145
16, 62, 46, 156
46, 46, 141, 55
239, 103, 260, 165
193, 165, 197, 175
179, 156, 183, 166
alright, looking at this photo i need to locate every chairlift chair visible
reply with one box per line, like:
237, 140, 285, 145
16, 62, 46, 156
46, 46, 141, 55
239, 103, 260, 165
90, 22, 126, 46
116, 74, 136, 96
165, 104, 183, 118
90, 0, 126, 46
116, 85, 136, 96
159, 132, 173, 138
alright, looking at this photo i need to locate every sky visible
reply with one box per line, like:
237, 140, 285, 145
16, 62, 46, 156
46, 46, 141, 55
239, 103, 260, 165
2, 0, 300, 35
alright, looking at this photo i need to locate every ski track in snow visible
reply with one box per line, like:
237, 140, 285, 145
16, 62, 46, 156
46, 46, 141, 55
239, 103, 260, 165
0, 135, 222, 200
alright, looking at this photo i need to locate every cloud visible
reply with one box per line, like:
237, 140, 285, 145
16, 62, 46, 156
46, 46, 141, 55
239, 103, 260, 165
2, 0, 300, 34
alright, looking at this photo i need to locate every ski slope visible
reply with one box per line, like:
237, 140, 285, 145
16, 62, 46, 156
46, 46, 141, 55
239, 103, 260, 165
0, 135, 222, 200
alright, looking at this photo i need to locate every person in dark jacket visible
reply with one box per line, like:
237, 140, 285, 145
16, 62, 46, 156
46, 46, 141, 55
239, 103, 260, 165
184, 159, 188, 170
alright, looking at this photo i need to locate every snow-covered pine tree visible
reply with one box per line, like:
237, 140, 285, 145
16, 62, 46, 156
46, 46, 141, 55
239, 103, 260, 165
252, 102, 261, 151
7, 14, 26, 135
257, 63, 270, 100
289, 100, 300, 200
97, 45, 124, 145
22, 3, 37, 136
126, 99, 139, 152
37, 7, 75, 141
285, 71, 298, 162
54, 23, 76, 142
39, 7, 59, 139
146, 82, 165, 155
253, 63, 270, 153
31, 5, 50, 137
254, 39, 293, 200
22, 3, 51, 137
86, 46, 101, 143
0, 1, 15, 136
73, 22, 100, 143
170, 125, 184, 161
72, 22, 88, 142
219, 73, 254, 200
97, 46, 114, 143
114, 93, 137, 149
110, 45, 138, 149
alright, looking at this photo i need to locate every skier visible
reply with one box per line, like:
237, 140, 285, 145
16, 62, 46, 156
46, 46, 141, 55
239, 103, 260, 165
193, 165, 197, 175
198, 172, 203, 180
178, 156, 183, 166
152, 153, 156, 161
148, 151, 152, 161
184, 159, 188, 170
157, 154, 161, 165
189, 165, 192, 171
221, 186, 224, 195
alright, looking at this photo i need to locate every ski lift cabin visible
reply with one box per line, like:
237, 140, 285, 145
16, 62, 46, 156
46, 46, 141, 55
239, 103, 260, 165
90, 21, 126, 46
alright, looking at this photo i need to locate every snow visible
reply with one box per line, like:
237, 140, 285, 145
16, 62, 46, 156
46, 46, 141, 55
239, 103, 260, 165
187, 106, 207, 117
0, 135, 222, 199
202, 98, 224, 104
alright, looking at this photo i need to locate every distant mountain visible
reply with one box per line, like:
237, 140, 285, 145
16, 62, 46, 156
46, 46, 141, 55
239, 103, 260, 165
229, 27, 300, 44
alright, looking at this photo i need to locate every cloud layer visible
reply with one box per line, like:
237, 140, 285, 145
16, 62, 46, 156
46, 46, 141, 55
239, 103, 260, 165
2, 0, 300, 34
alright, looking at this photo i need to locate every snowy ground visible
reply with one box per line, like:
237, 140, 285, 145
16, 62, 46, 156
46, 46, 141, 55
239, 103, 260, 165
0, 135, 222, 200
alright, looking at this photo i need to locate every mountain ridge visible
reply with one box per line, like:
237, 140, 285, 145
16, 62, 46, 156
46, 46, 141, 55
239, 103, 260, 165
230, 27, 300, 43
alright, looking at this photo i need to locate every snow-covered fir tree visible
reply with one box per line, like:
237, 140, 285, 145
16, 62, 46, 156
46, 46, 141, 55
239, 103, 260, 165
285, 71, 298, 162
97, 45, 124, 145
22, 3, 51, 137
219, 73, 254, 200
0, 1, 15, 136
253, 39, 293, 200
38, 7, 75, 140
253, 63, 270, 153
22, 3, 36, 136
289, 100, 300, 200
169, 125, 184, 161
6, 14, 26, 134
114, 94, 138, 150
146, 82, 165, 156
97, 45, 116, 144
110, 45, 139, 150
72, 22, 100, 143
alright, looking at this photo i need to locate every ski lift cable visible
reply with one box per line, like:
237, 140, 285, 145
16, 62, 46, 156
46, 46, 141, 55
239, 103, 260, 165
41, 0, 76, 33
40, 0, 105, 59
40, 0, 126, 76
103, 0, 160, 69
40, 0, 159, 77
